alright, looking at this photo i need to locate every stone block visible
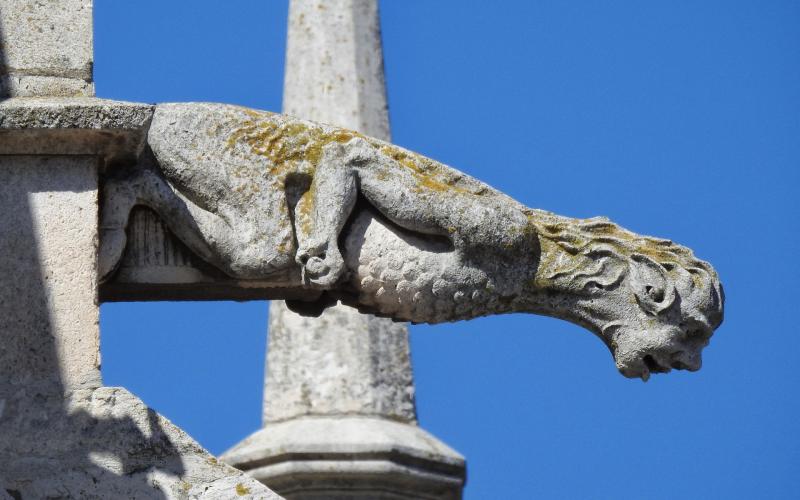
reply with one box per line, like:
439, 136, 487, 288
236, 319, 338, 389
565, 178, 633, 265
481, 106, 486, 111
0, 0, 94, 97
0, 155, 100, 393
0, 97, 153, 162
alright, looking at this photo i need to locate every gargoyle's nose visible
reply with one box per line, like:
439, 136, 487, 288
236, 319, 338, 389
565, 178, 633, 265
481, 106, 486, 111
670, 349, 702, 371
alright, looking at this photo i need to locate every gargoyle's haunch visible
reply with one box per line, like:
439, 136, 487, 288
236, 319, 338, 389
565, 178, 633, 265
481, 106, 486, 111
100, 102, 724, 381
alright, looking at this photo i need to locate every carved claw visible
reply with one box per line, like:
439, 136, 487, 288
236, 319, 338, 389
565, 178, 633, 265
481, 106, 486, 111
296, 240, 345, 286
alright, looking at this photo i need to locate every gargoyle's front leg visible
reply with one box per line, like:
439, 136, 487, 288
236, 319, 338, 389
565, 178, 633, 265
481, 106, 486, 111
294, 143, 358, 286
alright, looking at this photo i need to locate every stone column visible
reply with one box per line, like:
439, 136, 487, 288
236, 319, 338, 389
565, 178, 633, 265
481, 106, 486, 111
0, 2, 279, 497
221, 2, 466, 498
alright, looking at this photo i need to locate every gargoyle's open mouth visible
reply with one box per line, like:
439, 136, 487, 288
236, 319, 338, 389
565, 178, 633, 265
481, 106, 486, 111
633, 351, 699, 382
641, 354, 671, 381
617, 351, 676, 382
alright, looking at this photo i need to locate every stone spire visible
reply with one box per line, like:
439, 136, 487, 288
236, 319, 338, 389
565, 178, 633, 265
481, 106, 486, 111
221, 1, 466, 497
265, 0, 413, 425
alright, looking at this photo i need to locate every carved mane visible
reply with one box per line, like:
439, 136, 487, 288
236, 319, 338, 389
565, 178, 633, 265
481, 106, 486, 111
527, 208, 723, 325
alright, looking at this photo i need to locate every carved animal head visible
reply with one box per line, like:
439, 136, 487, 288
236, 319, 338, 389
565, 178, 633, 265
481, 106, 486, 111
529, 213, 724, 381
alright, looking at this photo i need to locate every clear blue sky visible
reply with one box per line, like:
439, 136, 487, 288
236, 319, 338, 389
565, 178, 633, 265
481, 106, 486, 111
96, 1, 800, 498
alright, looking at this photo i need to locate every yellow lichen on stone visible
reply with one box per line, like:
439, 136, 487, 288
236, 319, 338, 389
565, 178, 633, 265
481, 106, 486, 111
225, 109, 482, 204
374, 143, 472, 195
235, 483, 251, 496
526, 209, 718, 292
296, 186, 316, 236
225, 112, 365, 180
277, 240, 290, 255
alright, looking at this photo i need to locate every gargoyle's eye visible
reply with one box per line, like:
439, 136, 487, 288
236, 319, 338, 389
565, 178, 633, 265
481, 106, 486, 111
584, 281, 605, 291
644, 285, 665, 303
630, 254, 676, 314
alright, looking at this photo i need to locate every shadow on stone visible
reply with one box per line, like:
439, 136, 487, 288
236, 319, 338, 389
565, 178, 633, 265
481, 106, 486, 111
0, 6, 7, 100
0, 156, 184, 498
0, 94, 280, 498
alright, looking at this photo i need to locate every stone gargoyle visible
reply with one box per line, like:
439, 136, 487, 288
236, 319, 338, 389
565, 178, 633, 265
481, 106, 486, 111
99, 102, 724, 381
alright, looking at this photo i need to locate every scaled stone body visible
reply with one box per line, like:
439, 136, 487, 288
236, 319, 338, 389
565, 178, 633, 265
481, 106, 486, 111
98, 102, 724, 381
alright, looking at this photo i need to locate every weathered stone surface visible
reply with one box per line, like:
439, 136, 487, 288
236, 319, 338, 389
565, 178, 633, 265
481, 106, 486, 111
101, 102, 529, 287
2, 385, 281, 499
283, 0, 390, 140
222, 416, 465, 499
0, 97, 153, 161
0, 0, 94, 97
0, 155, 101, 393
114, 206, 209, 284
0, 153, 281, 498
262, 301, 416, 423
0, 95, 724, 382
0, 0, 280, 493
266, 0, 417, 426
236, 3, 465, 497
99, 100, 724, 381
0, 101, 724, 381
0, 97, 153, 131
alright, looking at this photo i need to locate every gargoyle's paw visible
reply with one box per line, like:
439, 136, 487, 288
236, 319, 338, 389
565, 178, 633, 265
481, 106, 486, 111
302, 256, 345, 286
98, 228, 128, 282
296, 244, 345, 286
295, 239, 325, 266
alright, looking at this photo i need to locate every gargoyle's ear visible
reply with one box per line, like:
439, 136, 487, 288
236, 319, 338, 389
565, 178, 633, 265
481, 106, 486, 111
630, 254, 677, 315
